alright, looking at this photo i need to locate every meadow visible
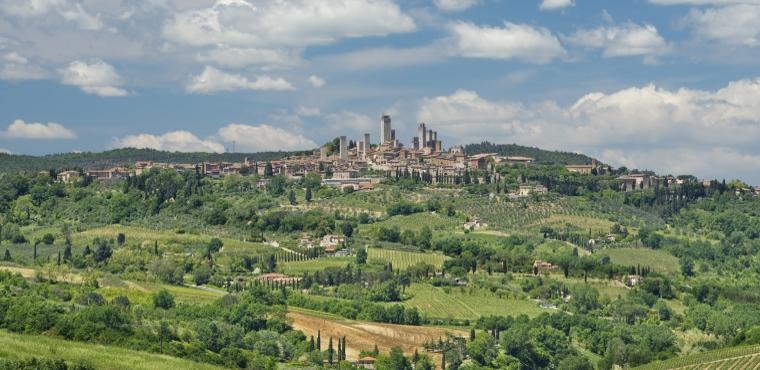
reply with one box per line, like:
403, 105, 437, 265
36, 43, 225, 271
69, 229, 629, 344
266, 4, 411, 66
401, 283, 543, 320
280, 257, 353, 275
601, 247, 681, 276
0, 330, 225, 370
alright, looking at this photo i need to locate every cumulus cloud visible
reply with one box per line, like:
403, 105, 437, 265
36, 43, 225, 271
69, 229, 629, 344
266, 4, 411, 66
163, 0, 415, 48
308, 75, 326, 88
59, 60, 128, 97
417, 78, 760, 182
111, 123, 316, 153
0, 119, 76, 139
216, 124, 317, 151
0, 52, 47, 80
564, 23, 671, 60
540, 0, 575, 11
186, 66, 295, 94
447, 21, 566, 64
296, 106, 321, 117
0, 0, 103, 30
194, 47, 297, 69
433, 0, 479, 12
683, 4, 760, 46
111, 131, 225, 153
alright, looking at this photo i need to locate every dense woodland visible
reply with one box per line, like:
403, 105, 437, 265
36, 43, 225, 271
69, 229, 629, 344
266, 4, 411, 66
0, 149, 758, 369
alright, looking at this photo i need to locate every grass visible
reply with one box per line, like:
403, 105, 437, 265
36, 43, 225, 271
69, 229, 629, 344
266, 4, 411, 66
0, 330, 224, 370
402, 283, 543, 320
367, 248, 449, 270
601, 247, 681, 276
633, 345, 760, 370
280, 257, 353, 275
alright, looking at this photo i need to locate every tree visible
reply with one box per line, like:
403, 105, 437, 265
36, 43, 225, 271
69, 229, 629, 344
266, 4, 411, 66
153, 289, 175, 309
356, 248, 368, 264
93, 240, 112, 263
681, 258, 695, 277
288, 190, 297, 205
158, 320, 170, 353
193, 265, 212, 285
63, 244, 71, 262
342, 223, 354, 238
305, 187, 313, 202
467, 332, 497, 365
42, 233, 55, 245
116, 233, 126, 245
317, 330, 321, 351
265, 254, 277, 272
2, 249, 10, 261
376, 347, 411, 370
328, 337, 334, 364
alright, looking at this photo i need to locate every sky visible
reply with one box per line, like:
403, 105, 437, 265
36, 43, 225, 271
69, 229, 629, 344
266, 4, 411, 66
1, 0, 760, 183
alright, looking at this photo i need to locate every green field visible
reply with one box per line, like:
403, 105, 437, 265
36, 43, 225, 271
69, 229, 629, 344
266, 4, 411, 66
359, 212, 459, 236
280, 257, 353, 275
0, 330, 224, 370
633, 345, 760, 370
602, 247, 681, 276
367, 248, 449, 269
402, 283, 543, 320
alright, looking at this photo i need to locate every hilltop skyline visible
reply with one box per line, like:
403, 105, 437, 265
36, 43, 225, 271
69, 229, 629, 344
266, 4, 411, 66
1, 0, 760, 182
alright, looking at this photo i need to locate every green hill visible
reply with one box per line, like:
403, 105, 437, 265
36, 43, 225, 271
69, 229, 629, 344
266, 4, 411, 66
0, 148, 307, 173
464, 141, 597, 165
0, 330, 224, 370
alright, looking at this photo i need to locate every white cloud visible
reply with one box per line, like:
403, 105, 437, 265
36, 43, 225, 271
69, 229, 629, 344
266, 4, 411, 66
433, 0, 479, 12
683, 4, 760, 46
186, 66, 295, 94
163, 0, 416, 48
296, 106, 321, 117
216, 123, 317, 151
417, 78, 760, 182
315, 43, 447, 71
447, 21, 566, 64
111, 123, 317, 153
1, 119, 76, 139
111, 131, 225, 153
0, 52, 47, 80
540, 0, 575, 11
308, 75, 326, 88
194, 47, 297, 68
59, 60, 128, 97
564, 23, 671, 60
0, 0, 103, 30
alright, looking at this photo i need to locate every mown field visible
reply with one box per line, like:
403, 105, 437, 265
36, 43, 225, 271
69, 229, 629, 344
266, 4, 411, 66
367, 248, 449, 270
0, 330, 225, 370
602, 247, 681, 276
287, 307, 465, 362
402, 283, 543, 320
633, 345, 760, 370
280, 257, 353, 275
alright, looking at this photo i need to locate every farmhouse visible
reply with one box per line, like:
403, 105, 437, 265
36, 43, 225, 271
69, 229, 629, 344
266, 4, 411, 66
517, 184, 548, 197
57, 170, 80, 184
566, 164, 594, 175
503, 156, 534, 165
256, 273, 300, 284
533, 260, 558, 274
320, 234, 346, 254
87, 167, 130, 181
463, 218, 485, 231
625, 274, 643, 287
354, 356, 376, 369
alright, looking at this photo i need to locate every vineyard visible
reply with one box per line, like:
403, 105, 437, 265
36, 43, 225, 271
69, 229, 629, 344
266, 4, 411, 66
280, 257, 353, 275
602, 248, 681, 276
359, 212, 460, 237
633, 345, 760, 370
367, 248, 449, 270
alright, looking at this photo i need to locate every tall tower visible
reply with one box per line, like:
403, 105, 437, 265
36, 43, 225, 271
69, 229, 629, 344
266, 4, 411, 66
427, 129, 433, 148
380, 114, 392, 144
339, 136, 347, 161
417, 123, 426, 150
363, 133, 370, 158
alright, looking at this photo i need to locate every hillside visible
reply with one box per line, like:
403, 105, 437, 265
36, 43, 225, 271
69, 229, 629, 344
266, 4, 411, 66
465, 141, 597, 165
0, 148, 305, 173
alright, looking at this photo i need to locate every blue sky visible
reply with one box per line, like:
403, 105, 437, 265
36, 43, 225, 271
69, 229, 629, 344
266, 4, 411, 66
1, 0, 760, 182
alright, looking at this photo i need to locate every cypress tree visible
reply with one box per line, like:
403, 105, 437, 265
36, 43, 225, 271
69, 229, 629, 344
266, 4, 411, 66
328, 337, 334, 364
317, 330, 321, 351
